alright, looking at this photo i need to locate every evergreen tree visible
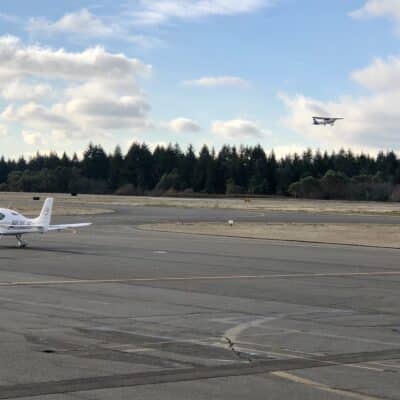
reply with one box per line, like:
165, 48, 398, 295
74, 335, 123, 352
82, 144, 109, 180
125, 142, 154, 192
193, 145, 212, 192
180, 145, 197, 190
109, 146, 124, 190
0, 142, 399, 201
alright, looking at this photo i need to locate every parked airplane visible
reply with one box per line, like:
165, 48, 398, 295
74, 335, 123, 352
0, 198, 91, 248
313, 116, 343, 126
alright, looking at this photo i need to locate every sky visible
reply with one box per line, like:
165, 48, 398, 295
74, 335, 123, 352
0, 0, 400, 158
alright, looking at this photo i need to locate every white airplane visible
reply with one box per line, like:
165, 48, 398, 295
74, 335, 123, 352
0, 198, 91, 248
313, 116, 343, 126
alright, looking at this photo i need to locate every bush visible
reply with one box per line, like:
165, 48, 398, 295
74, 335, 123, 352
288, 181, 301, 198
7, 169, 59, 192
321, 170, 349, 199
226, 179, 244, 195
390, 185, 400, 202
248, 176, 268, 194
368, 183, 392, 201
155, 169, 180, 192
351, 175, 373, 184
115, 184, 137, 195
288, 176, 323, 199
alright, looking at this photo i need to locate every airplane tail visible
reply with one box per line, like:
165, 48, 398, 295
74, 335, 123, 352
34, 198, 53, 231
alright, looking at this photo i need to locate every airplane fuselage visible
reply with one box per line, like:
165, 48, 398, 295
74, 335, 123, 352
313, 117, 343, 126
0, 209, 45, 235
313, 121, 334, 126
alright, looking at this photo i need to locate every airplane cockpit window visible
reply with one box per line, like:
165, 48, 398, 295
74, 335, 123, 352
0, 213, 5, 221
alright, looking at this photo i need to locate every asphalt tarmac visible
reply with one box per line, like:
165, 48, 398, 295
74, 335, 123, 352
0, 206, 400, 399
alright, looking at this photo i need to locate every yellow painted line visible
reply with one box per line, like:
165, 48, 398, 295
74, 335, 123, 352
1, 270, 400, 287
272, 371, 384, 400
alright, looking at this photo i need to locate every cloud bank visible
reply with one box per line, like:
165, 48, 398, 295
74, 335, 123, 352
28, 9, 114, 37
183, 76, 250, 88
166, 118, 201, 133
0, 36, 153, 148
212, 119, 268, 139
131, 0, 273, 25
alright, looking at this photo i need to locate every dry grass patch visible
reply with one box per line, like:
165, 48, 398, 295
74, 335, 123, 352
140, 222, 400, 248
3, 192, 400, 217
0, 193, 113, 216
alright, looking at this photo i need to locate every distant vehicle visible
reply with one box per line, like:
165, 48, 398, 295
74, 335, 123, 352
313, 116, 343, 126
0, 198, 91, 248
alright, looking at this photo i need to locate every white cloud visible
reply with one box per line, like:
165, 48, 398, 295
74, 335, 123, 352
27, 9, 161, 47
22, 131, 46, 146
350, 0, 400, 21
66, 96, 148, 118
65, 79, 140, 101
28, 9, 113, 37
131, 0, 273, 25
0, 125, 7, 137
351, 55, 400, 91
212, 119, 269, 139
3, 103, 73, 130
183, 76, 250, 88
60, 78, 151, 131
61, 95, 151, 130
2, 80, 53, 101
3, 92, 152, 134
51, 130, 74, 141
165, 118, 201, 132
0, 35, 151, 82
0, 36, 153, 144
350, 1, 400, 34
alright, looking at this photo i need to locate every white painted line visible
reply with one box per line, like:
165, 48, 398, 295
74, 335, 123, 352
223, 317, 277, 343
2, 270, 400, 287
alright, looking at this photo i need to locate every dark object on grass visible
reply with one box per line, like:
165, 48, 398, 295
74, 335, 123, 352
33, 196, 40, 201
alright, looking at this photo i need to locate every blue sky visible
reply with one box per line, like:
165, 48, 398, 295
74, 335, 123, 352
0, 0, 400, 158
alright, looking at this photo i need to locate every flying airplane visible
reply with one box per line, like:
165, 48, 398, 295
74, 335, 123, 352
0, 198, 91, 248
313, 116, 343, 126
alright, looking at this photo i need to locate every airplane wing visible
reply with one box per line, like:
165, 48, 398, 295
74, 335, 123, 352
47, 223, 92, 232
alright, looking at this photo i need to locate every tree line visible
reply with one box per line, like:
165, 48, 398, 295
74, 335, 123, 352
1, 143, 400, 201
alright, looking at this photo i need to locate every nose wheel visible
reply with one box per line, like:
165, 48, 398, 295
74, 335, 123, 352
16, 234, 28, 248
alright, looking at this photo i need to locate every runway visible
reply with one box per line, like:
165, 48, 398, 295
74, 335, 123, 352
0, 206, 400, 399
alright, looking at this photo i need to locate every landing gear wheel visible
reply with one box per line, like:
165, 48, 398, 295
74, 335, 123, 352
16, 235, 28, 248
